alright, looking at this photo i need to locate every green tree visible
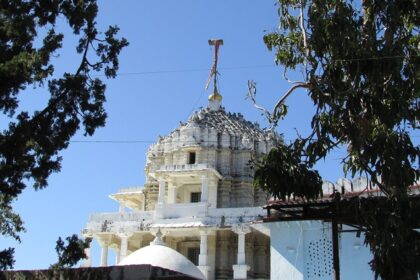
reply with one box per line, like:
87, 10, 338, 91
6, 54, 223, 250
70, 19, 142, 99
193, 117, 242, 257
252, 0, 419, 279
50, 235, 91, 269
0, 0, 128, 269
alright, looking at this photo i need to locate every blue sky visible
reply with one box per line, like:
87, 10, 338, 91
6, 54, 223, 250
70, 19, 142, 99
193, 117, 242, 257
1, 1, 352, 269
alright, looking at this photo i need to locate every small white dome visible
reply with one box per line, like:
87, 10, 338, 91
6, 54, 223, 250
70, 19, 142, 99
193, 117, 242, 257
118, 244, 205, 280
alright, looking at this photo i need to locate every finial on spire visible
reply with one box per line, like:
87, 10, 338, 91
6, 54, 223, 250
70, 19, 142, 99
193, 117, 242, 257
205, 39, 223, 110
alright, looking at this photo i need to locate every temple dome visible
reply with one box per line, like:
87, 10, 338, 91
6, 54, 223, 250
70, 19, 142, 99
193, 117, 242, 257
188, 107, 270, 139
154, 106, 277, 150
118, 244, 205, 280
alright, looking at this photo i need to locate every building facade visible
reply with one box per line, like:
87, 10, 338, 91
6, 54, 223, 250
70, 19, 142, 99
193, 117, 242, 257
82, 95, 277, 279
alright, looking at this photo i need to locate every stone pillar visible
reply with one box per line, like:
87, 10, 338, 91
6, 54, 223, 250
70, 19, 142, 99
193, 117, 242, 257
119, 233, 133, 262
168, 182, 177, 204
199, 231, 208, 265
201, 175, 209, 202
100, 243, 109, 267
158, 179, 165, 204
198, 230, 211, 280
208, 178, 218, 208
232, 225, 251, 279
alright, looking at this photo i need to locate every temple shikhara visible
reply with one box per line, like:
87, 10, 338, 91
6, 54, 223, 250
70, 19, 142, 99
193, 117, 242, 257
82, 40, 275, 280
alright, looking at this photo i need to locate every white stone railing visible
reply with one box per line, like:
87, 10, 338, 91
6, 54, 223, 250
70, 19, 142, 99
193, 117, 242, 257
157, 163, 211, 172
88, 211, 153, 222
84, 221, 143, 234
84, 211, 153, 234
83, 206, 266, 234
209, 207, 265, 218
155, 202, 208, 219
208, 207, 265, 225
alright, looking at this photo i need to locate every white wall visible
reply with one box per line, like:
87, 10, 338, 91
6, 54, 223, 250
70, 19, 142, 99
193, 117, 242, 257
264, 221, 374, 280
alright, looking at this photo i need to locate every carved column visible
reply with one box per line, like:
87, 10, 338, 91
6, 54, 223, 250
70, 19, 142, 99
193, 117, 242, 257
198, 229, 211, 279
168, 181, 177, 204
201, 175, 209, 202
158, 179, 165, 204
232, 225, 251, 279
119, 233, 133, 262
97, 235, 112, 267
100, 243, 109, 267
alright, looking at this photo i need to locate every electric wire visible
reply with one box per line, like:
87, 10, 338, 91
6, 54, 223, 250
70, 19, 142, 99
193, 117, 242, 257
93, 55, 419, 77
69, 135, 420, 144
96, 64, 277, 77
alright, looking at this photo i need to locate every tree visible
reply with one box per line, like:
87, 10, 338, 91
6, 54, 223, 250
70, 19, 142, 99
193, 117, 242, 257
0, 248, 14, 271
0, 0, 128, 269
50, 235, 91, 269
251, 1, 419, 279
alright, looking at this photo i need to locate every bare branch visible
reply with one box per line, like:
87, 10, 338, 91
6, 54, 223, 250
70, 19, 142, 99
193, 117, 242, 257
247, 81, 310, 131
273, 82, 310, 116
299, 0, 309, 56
246, 80, 272, 121
282, 66, 302, 84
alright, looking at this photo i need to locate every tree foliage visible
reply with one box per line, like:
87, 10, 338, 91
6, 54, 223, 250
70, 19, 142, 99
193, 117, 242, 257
0, 248, 14, 270
252, 0, 419, 279
254, 143, 322, 200
0, 0, 128, 269
50, 235, 90, 269
338, 196, 420, 279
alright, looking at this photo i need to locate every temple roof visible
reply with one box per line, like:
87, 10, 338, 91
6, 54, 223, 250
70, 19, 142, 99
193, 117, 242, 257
181, 106, 275, 139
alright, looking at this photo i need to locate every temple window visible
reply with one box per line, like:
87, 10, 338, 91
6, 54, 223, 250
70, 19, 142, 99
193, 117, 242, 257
190, 192, 201, 203
187, 247, 200, 265
188, 151, 196, 164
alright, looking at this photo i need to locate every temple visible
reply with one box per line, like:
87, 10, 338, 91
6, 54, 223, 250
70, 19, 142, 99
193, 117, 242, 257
81, 41, 396, 280
82, 40, 277, 279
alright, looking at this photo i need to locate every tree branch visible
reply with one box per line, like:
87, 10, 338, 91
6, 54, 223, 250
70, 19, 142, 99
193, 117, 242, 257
299, 0, 309, 56
273, 82, 310, 115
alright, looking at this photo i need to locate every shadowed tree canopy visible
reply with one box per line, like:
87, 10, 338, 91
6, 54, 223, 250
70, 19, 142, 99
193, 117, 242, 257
251, 0, 419, 279
0, 0, 128, 269
50, 234, 91, 269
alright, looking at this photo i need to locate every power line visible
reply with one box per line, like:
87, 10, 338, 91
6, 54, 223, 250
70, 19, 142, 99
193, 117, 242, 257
70, 135, 420, 144
112, 64, 276, 77
70, 140, 155, 144
99, 55, 419, 77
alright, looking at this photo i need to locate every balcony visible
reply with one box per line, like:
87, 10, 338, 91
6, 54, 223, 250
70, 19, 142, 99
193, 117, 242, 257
154, 163, 222, 180
155, 202, 208, 219
208, 207, 265, 225
157, 163, 211, 172
83, 206, 266, 235
84, 211, 153, 234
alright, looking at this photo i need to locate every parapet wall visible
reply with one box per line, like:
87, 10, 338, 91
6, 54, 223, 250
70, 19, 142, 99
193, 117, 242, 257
0, 264, 198, 280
